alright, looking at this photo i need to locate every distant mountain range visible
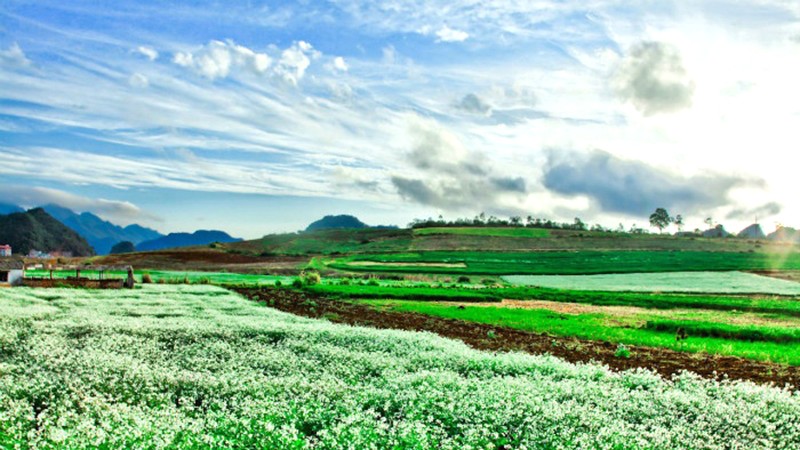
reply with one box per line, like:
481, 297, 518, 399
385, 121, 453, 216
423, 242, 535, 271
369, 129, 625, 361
0, 203, 25, 215
42, 204, 163, 255
1, 203, 242, 254
0, 208, 94, 256
136, 230, 242, 251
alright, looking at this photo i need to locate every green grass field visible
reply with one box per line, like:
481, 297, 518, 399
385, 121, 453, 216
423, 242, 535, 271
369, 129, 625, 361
362, 299, 800, 365
330, 250, 800, 275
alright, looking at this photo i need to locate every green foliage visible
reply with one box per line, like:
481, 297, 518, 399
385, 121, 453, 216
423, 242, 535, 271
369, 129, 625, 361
300, 270, 321, 286
614, 344, 631, 358
649, 208, 673, 232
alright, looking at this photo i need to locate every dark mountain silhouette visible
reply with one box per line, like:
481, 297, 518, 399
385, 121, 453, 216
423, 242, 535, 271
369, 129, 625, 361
306, 215, 369, 231
0, 208, 94, 256
702, 225, 732, 238
42, 204, 163, 254
136, 230, 242, 251
737, 224, 765, 239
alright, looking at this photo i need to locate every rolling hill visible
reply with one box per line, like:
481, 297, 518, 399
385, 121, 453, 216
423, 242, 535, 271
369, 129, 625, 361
0, 208, 95, 256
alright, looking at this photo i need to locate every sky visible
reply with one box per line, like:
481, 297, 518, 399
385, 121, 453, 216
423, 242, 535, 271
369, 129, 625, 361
1, 1, 799, 239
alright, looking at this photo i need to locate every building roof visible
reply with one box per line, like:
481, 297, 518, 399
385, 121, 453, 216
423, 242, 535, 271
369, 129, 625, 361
0, 258, 24, 270
0, 244, 11, 249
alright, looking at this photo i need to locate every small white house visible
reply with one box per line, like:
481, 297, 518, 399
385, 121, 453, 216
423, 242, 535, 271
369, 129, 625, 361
0, 244, 11, 257
0, 259, 24, 286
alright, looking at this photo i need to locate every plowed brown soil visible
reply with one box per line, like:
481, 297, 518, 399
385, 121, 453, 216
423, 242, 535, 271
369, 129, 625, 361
237, 287, 800, 389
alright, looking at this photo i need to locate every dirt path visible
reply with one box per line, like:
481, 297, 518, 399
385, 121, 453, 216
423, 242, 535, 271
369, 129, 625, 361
236, 288, 800, 388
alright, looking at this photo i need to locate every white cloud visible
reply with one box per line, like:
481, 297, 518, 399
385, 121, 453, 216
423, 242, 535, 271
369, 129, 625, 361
134, 45, 159, 61
173, 39, 272, 79
0, 43, 32, 68
0, 185, 160, 224
275, 41, 320, 85
435, 25, 469, 42
128, 73, 149, 88
333, 56, 348, 72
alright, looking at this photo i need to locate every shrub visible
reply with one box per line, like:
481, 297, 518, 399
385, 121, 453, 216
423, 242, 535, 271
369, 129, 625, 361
274, 280, 282, 287
301, 271, 321, 286
141, 273, 153, 284
614, 343, 631, 359
291, 278, 303, 288
457, 276, 471, 284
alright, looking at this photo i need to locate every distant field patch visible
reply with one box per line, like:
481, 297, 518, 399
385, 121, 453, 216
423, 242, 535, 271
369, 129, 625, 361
347, 260, 467, 268
332, 250, 800, 275
413, 227, 551, 238
503, 271, 800, 295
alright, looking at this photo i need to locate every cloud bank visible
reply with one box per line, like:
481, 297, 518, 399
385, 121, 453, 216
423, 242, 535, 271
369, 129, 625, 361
392, 118, 526, 211
543, 150, 756, 216
0, 185, 160, 224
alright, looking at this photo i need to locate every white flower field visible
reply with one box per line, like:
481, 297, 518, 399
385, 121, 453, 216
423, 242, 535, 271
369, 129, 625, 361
1, 285, 799, 449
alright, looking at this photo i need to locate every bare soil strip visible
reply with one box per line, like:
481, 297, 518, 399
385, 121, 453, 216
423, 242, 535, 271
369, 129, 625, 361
751, 270, 800, 283
237, 288, 800, 389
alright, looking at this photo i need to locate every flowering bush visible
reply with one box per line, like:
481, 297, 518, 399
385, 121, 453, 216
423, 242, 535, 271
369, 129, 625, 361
0, 285, 798, 449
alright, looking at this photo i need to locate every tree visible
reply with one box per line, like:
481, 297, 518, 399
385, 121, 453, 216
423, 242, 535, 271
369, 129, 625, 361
110, 241, 135, 254
649, 208, 673, 233
674, 214, 684, 232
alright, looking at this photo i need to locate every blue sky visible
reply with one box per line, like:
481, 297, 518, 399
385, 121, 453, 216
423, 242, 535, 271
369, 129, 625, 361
2, 1, 799, 238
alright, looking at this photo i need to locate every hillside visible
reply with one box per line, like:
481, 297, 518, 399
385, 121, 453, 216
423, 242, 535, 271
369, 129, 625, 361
93, 226, 800, 273
0, 208, 95, 256
43, 204, 163, 254
306, 214, 369, 231
136, 229, 242, 251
